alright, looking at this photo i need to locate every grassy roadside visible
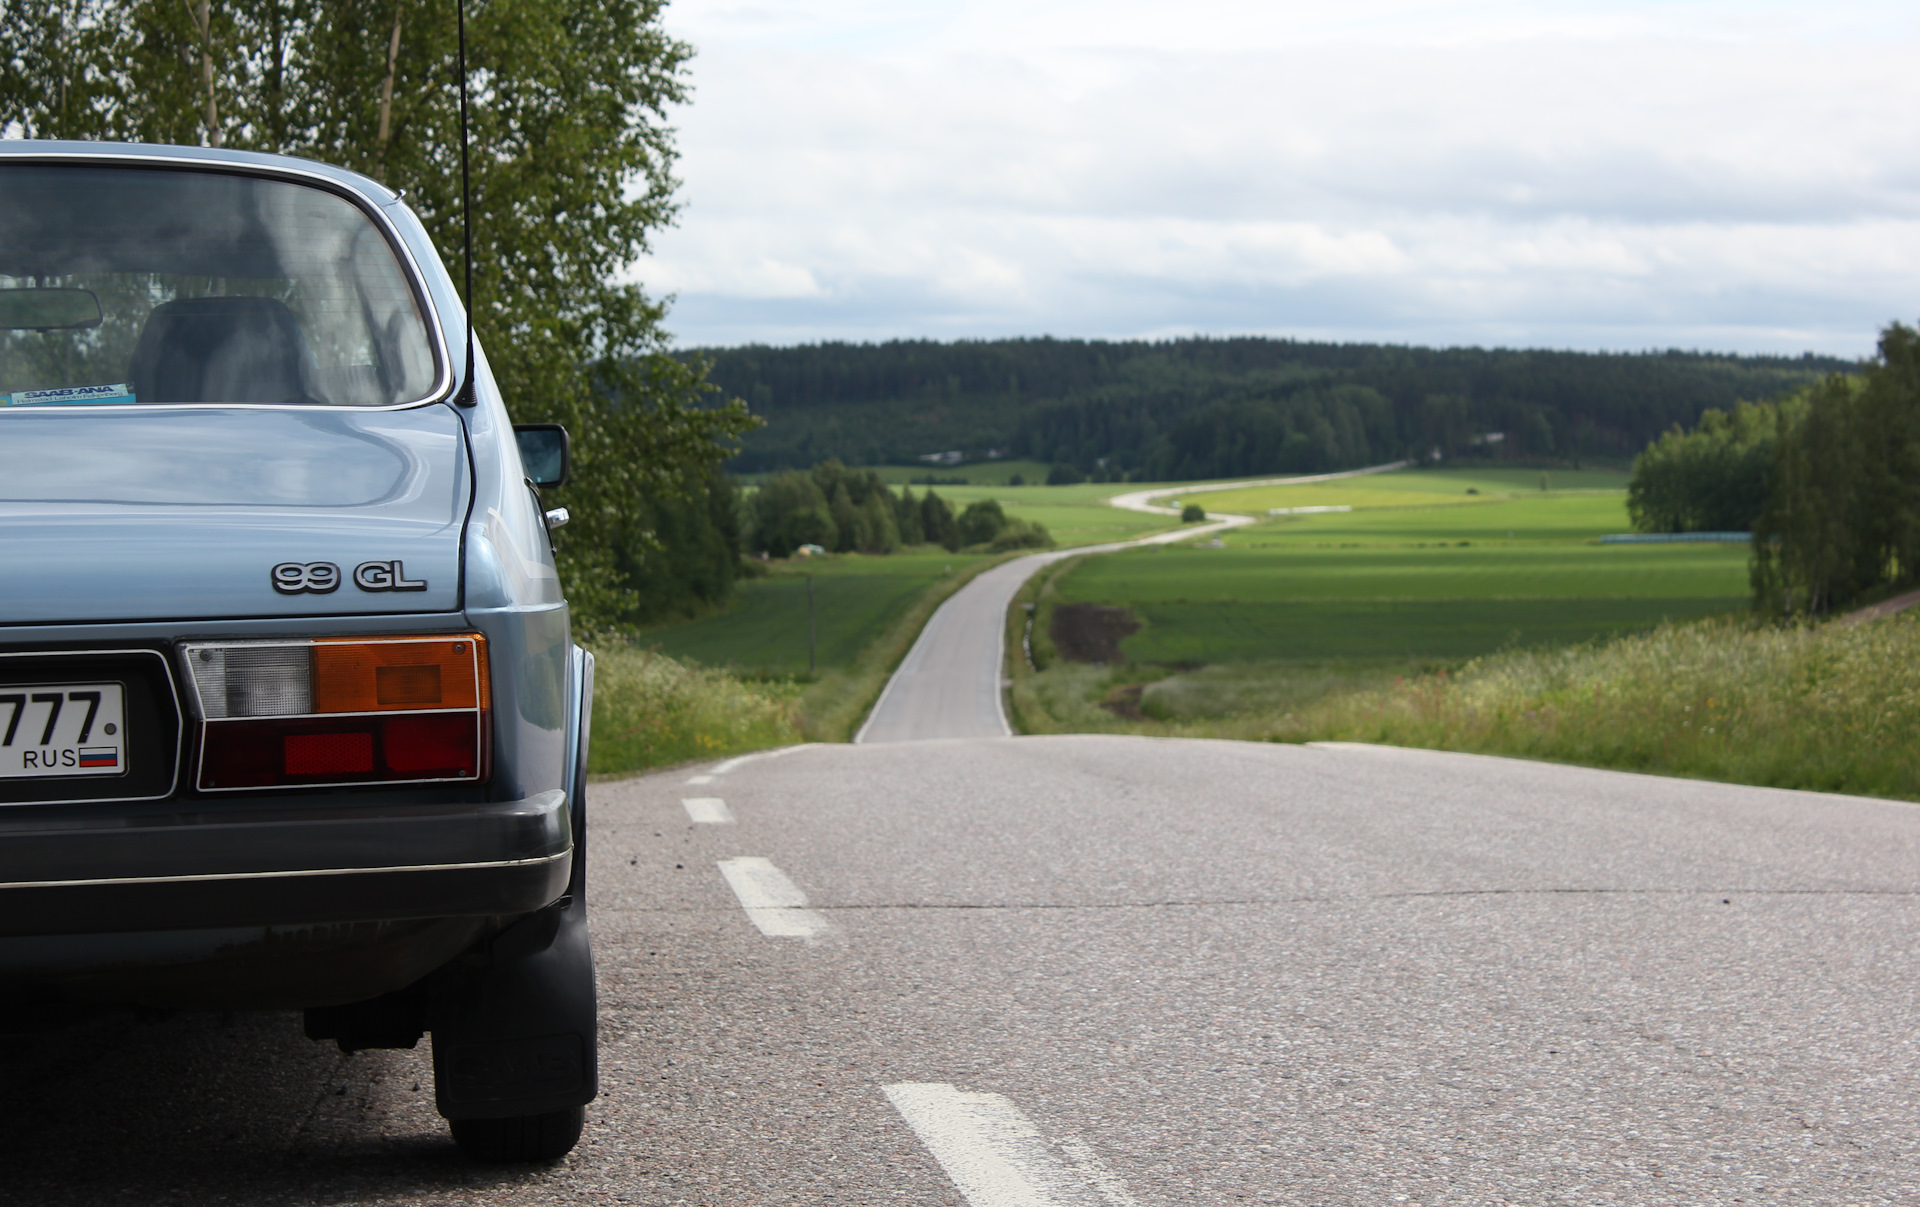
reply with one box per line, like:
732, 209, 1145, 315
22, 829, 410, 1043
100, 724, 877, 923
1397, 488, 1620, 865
1004, 553, 1075, 735
1010, 603, 1920, 802
1282, 614, 1920, 801
586, 643, 804, 776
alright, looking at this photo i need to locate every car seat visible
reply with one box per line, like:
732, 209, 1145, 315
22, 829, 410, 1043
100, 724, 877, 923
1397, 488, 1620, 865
129, 296, 323, 405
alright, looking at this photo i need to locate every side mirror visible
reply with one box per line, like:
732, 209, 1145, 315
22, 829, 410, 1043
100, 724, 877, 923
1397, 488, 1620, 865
514, 424, 570, 489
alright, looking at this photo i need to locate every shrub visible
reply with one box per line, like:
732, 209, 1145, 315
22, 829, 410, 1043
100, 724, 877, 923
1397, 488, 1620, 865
958, 499, 1008, 546
989, 517, 1054, 551
1181, 503, 1206, 522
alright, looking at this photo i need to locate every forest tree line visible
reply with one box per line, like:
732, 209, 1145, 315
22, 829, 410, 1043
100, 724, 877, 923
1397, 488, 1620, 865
1629, 322, 1919, 615
697, 336, 1851, 478
743, 461, 1051, 559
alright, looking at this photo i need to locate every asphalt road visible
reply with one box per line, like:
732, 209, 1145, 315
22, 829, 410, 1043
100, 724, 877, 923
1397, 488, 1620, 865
5, 737, 1919, 1204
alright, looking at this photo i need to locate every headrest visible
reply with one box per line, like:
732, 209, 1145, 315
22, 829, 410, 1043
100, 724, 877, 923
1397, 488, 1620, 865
129, 296, 320, 405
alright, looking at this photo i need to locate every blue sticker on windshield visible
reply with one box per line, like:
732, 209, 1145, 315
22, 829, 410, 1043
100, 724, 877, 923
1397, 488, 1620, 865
4, 383, 134, 406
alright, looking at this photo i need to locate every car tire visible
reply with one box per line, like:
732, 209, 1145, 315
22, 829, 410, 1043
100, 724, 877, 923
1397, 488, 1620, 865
450, 1105, 585, 1161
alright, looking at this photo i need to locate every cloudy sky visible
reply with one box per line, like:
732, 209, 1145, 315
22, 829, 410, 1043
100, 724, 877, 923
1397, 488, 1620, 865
637, 0, 1919, 357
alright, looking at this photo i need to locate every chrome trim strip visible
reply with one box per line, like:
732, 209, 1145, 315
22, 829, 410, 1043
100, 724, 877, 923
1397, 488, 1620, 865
204, 706, 476, 722
0, 150, 456, 409
0, 850, 566, 892
0, 648, 182, 805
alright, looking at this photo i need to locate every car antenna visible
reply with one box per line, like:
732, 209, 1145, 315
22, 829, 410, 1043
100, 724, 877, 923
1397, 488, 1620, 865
455, 0, 477, 407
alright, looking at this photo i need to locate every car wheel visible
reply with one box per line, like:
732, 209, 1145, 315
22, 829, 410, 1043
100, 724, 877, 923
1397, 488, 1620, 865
450, 1105, 585, 1161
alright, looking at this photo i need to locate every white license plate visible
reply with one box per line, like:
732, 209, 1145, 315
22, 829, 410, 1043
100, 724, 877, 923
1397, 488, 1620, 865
0, 682, 126, 778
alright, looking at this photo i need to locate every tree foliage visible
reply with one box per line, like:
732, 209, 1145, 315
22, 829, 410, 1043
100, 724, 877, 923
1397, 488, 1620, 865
1753, 324, 1920, 615
1, 0, 754, 632
744, 462, 907, 558
1627, 400, 1785, 534
743, 461, 1049, 557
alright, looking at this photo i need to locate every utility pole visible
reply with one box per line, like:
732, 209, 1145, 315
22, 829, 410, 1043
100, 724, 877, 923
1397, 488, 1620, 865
807, 574, 817, 675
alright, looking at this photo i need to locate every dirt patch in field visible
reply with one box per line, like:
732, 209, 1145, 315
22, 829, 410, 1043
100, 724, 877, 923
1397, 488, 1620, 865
1050, 603, 1141, 664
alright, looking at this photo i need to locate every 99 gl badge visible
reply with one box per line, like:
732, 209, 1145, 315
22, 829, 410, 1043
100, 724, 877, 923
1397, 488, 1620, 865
270, 561, 426, 593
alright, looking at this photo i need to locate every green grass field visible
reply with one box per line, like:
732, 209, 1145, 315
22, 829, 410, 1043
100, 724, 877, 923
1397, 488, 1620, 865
1051, 469, 1751, 665
1177, 465, 1631, 514
929, 483, 1176, 546
1099, 597, 1746, 662
642, 550, 986, 675
1223, 495, 1640, 545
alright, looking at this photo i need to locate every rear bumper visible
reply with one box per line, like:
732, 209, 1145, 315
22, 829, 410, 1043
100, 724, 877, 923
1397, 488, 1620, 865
0, 788, 571, 938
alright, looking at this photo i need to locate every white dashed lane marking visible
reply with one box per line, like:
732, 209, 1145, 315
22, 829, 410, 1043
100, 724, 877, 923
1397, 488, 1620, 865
884, 1083, 1141, 1207
716, 857, 831, 938
682, 797, 734, 824
685, 774, 715, 785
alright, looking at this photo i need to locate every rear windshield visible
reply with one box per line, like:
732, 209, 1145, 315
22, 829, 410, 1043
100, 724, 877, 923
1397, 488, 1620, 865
0, 163, 439, 408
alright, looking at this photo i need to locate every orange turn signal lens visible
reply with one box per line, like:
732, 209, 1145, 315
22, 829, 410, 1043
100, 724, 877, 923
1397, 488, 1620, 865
311, 635, 488, 714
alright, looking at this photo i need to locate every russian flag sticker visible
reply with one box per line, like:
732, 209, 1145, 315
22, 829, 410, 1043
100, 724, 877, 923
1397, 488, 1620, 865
79, 748, 118, 769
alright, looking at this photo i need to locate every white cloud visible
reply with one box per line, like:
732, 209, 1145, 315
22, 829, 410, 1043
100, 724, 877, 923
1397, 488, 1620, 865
640, 0, 1920, 354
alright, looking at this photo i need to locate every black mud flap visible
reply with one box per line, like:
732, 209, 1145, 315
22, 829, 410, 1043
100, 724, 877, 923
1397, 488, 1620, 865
430, 900, 598, 1120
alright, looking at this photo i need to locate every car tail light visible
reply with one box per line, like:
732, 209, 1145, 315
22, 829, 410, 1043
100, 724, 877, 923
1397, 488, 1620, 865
180, 635, 490, 791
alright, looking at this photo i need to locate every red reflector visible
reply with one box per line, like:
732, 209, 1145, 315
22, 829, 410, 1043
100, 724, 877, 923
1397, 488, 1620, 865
384, 713, 477, 775
200, 713, 485, 789
284, 731, 374, 775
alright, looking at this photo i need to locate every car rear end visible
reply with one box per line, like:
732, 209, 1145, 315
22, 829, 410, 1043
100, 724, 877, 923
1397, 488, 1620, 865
0, 142, 597, 1160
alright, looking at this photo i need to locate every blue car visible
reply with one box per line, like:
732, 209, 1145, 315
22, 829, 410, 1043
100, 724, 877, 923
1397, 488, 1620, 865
0, 141, 597, 1161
